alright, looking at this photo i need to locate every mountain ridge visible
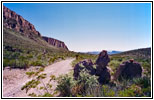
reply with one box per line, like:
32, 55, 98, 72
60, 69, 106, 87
3, 6, 68, 50
82, 50, 122, 55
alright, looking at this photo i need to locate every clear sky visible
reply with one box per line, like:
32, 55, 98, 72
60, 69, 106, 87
3, 3, 151, 52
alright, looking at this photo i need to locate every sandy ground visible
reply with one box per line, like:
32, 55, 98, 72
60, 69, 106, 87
3, 58, 75, 97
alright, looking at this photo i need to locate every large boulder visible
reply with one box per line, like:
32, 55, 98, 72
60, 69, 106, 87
95, 50, 111, 84
97, 67, 111, 84
73, 59, 95, 79
114, 59, 142, 80
95, 50, 110, 68
73, 50, 111, 84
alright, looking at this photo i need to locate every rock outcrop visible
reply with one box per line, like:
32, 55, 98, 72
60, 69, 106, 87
3, 6, 41, 37
95, 50, 111, 84
73, 50, 111, 84
95, 50, 110, 75
42, 36, 68, 50
114, 59, 142, 80
96, 50, 110, 68
3, 6, 69, 50
97, 67, 111, 84
73, 59, 95, 79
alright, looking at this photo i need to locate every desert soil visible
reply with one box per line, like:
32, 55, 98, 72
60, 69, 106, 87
3, 58, 75, 97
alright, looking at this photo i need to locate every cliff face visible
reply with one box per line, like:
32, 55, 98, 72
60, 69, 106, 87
42, 36, 68, 50
3, 6, 41, 37
3, 6, 69, 50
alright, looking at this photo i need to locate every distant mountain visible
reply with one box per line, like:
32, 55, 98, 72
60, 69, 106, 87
86, 50, 122, 55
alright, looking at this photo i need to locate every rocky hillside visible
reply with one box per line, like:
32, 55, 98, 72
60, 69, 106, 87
3, 6, 68, 50
3, 6, 41, 37
112, 47, 151, 60
42, 36, 68, 50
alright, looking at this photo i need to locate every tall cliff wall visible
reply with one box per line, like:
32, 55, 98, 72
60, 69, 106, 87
3, 6, 68, 50
42, 36, 68, 50
3, 6, 41, 37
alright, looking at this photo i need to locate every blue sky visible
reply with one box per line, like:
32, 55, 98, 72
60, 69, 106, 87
3, 3, 151, 52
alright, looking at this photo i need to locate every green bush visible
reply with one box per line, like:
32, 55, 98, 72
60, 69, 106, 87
78, 70, 98, 89
56, 74, 76, 96
30, 60, 45, 66
109, 60, 121, 72
118, 88, 135, 97
133, 77, 151, 88
21, 79, 40, 93
26, 71, 35, 77
3, 58, 10, 67
3, 59, 29, 69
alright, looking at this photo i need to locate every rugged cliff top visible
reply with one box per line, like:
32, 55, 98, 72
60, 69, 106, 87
3, 6, 68, 50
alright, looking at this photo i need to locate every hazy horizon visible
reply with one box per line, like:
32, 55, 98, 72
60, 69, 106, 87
3, 3, 151, 52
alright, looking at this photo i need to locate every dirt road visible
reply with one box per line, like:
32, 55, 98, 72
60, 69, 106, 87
3, 58, 75, 97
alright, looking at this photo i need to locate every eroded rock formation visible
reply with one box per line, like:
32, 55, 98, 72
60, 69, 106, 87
3, 6, 69, 50
96, 50, 110, 68
73, 59, 95, 79
42, 36, 68, 50
3, 6, 41, 37
114, 59, 142, 80
73, 50, 111, 84
95, 50, 111, 84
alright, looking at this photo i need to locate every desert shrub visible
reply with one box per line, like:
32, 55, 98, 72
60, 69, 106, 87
142, 61, 151, 75
36, 73, 47, 80
142, 86, 151, 97
133, 77, 150, 88
38, 93, 53, 97
118, 83, 143, 97
133, 76, 151, 97
4, 59, 29, 68
49, 57, 56, 64
26, 71, 35, 77
21, 79, 40, 93
26, 54, 33, 59
15, 59, 29, 68
74, 70, 99, 96
28, 93, 37, 97
115, 77, 151, 97
118, 88, 135, 97
7, 59, 16, 67
109, 60, 121, 72
37, 54, 42, 60
10, 52, 21, 59
30, 60, 44, 66
38, 67, 45, 72
3, 58, 10, 67
78, 70, 99, 89
22, 72, 56, 97
100, 85, 116, 97
60, 56, 65, 60
85, 85, 116, 97
56, 74, 76, 96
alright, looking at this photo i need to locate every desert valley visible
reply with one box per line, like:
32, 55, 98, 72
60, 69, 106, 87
3, 3, 152, 98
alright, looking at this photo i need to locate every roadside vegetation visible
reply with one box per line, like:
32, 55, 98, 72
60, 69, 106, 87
3, 27, 78, 69
4, 27, 151, 97
56, 72, 151, 97
56, 48, 151, 97
21, 48, 151, 97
